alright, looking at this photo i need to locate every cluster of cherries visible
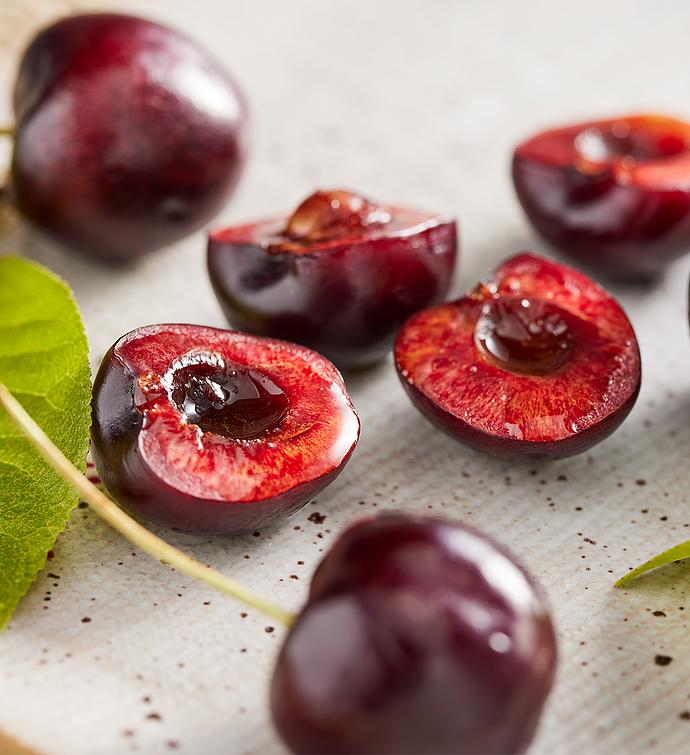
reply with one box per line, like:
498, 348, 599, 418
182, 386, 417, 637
6, 10, 686, 755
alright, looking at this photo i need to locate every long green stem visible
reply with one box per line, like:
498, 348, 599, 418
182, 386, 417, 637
0, 383, 295, 628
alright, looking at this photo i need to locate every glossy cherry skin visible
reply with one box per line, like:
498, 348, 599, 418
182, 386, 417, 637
12, 13, 248, 262
208, 190, 457, 369
395, 253, 641, 460
512, 115, 690, 280
91, 325, 359, 533
271, 514, 557, 755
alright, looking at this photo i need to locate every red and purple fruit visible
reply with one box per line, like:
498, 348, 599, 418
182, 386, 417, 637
11, 13, 247, 262
208, 189, 457, 368
395, 253, 641, 460
271, 513, 557, 754
513, 115, 690, 279
91, 325, 359, 533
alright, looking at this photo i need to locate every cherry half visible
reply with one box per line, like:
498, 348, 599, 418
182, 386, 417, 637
91, 325, 360, 533
272, 513, 557, 754
395, 253, 641, 460
207, 189, 458, 368
512, 115, 690, 279
10, 13, 248, 262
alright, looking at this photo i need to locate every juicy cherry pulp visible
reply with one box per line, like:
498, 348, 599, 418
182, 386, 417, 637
284, 189, 392, 243
474, 295, 574, 376
170, 362, 288, 440
574, 121, 688, 165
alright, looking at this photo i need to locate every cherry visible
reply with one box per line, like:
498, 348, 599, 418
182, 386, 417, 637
512, 115, 690, 279
9, 13, 247, 262
207, 189, 457, 368
90, 324, 359, 533
271, 513, 557, 754
395, 253, 641, 460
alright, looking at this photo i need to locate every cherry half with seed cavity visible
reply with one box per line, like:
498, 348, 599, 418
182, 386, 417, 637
512, 115, 690, 279
208, 189, 457, 368
395, 253, 641, 460
91, 325, 359, 533
10, 13, 247, 262
271, 513, 557, 755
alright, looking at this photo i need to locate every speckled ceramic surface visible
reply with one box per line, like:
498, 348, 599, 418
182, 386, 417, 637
2, 1, 690, 753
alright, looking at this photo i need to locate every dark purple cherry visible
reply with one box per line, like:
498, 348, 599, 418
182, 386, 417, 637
395, 253, 641, 460
512, 115, 690, 279
90, 324, 359, 534
208, 189, 457, 368
271, 513, 557, 754
10, 13, 248, 262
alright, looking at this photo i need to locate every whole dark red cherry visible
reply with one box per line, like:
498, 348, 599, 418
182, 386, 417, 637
512, 115, 690, 279
10, 13, 247, 262
207, 189, 457, 368
395, 253, 641, 460
90, 324, 359, 533
271, 513, 557, 755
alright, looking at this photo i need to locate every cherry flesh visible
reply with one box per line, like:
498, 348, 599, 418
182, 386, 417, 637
208, 189, 457, 368
512, 115, 690, 279
395, 253, 641, 460
271, 513, 557, 754
11, 13, 247, 262
91, 325, 359, 533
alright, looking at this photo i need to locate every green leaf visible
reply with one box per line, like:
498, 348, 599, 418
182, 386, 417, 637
0, 256, 90, 630
615, 541, 690, 587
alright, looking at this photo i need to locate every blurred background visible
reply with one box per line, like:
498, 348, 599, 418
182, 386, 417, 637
5, 0, 690, 298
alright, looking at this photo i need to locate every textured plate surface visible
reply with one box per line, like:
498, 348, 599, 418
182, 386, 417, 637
2, 1, 690, 753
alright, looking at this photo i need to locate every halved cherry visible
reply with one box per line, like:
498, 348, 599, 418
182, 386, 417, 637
207, 189, 458, 368
91, 325, 360, 533
513, 115, 690, 279
395, 254, 641, 460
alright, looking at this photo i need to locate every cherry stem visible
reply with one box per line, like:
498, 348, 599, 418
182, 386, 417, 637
0, 382, 295, 628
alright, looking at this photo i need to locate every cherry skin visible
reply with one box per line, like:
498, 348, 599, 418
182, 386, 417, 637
271, 513, 557, 754
207, 189, 457, 369
90, 325, 359, 534
513, 115, 690, 280
11, 13, 248, 262
395, 253, 641, 460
